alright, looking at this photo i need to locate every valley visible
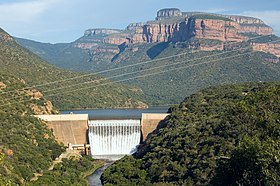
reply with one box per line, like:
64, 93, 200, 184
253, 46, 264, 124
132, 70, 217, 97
0, 5, 279, 186
15, 9, 280, 106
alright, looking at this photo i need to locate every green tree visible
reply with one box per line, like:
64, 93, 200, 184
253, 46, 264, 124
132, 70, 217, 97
211, 136, 280, 185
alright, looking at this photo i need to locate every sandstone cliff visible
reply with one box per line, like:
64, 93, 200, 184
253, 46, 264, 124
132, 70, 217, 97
75, 8, 279, 59
80, 9, 273, 46
252, 43, 280, 57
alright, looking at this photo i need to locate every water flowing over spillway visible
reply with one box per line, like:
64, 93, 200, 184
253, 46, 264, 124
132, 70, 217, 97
88, 120, 141, 160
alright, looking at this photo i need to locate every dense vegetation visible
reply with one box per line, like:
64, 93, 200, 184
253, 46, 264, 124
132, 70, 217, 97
0, 29, 146, 109
16, 34, 280, 106
111, 44, 280, 106
0, 28, 116, 185
0, 75, 105, 185
31, 156, 104, 186
190, 14, 232, 21
102, 82, 280, 185
0, 75, 65, 184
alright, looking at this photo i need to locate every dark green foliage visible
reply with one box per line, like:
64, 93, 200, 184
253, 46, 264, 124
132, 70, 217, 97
30, 156, 103, 186
190, 14, 232, 21
102, 82, 280, 185
101, 156, 151, 186
211, 137, 280, 186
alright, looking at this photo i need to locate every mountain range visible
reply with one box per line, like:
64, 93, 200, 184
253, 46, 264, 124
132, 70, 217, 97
15, 9, 280, 106
0, 8, 279, 185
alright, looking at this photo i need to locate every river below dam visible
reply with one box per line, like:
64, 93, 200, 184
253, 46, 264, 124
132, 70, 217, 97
87, 162, 113, 186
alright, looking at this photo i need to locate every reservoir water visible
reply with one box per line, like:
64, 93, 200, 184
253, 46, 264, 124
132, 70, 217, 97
60, 106, 169, 120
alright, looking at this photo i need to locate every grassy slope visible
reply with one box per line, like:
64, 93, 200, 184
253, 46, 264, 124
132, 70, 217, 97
101, 82, 280, 185
1, 30, 147, 109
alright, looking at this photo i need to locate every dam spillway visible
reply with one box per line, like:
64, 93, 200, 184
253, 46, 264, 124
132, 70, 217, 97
88, 120, 141, 160
35, 111, 169, 160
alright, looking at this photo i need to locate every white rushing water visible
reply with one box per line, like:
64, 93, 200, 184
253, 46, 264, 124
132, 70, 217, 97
88, 120, 141, 160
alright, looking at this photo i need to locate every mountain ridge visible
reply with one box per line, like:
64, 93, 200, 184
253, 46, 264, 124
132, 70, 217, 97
0, 28, 147, 109
14, 9, 280, 106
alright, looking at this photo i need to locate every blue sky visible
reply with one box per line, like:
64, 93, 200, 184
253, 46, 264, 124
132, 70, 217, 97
0, 0, 279, 43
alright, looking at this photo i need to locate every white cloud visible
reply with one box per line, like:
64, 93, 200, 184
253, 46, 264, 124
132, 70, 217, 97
242, 10, 280, 35
0, 0, 57, 22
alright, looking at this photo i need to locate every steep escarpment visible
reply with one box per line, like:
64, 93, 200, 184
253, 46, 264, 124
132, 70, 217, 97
75, 8, 277, 59
15, 9, 280, 107
18, 8, 279, 63
126, 17, 245, 43
104, 8, 272, 46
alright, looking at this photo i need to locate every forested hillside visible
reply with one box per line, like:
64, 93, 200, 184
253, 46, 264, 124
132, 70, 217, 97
0, 74, 64, 184
102, 82, 280, 185
0, 28, 146, 109
0, 27, 146, 185
0, 75, 105, 185
16, 36, 280, 106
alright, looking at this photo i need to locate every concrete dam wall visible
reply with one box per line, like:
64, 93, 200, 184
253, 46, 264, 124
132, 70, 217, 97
141, 113, 170, 140
36, 113, 169, 159
35, 114, 88, 146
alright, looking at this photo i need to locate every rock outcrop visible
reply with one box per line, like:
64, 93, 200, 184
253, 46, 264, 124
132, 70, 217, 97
0, 29, 14, 42
251, 42, 280, 57
75, 8, 279, 59
0, 82, 7, 90
157, 8, 182, 18
81, 9, 273, 46
240, 24, 273, 35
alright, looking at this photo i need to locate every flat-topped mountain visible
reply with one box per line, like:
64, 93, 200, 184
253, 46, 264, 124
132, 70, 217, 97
15, 8, 280, 106
156, 8, 265, 24
72, 8, 278, 58
83, 8, 273, 45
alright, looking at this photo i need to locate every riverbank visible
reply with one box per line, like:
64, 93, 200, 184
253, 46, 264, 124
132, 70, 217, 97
87, 162, 114, 186
82, 160, 106, 179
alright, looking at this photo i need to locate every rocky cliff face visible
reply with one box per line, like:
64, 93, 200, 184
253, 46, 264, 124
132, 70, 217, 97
126, 18, 245, 44
252, 43, 280, 57
240, 24, 273, 35
81, 9, 273, 46
76, 8, 279, 59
